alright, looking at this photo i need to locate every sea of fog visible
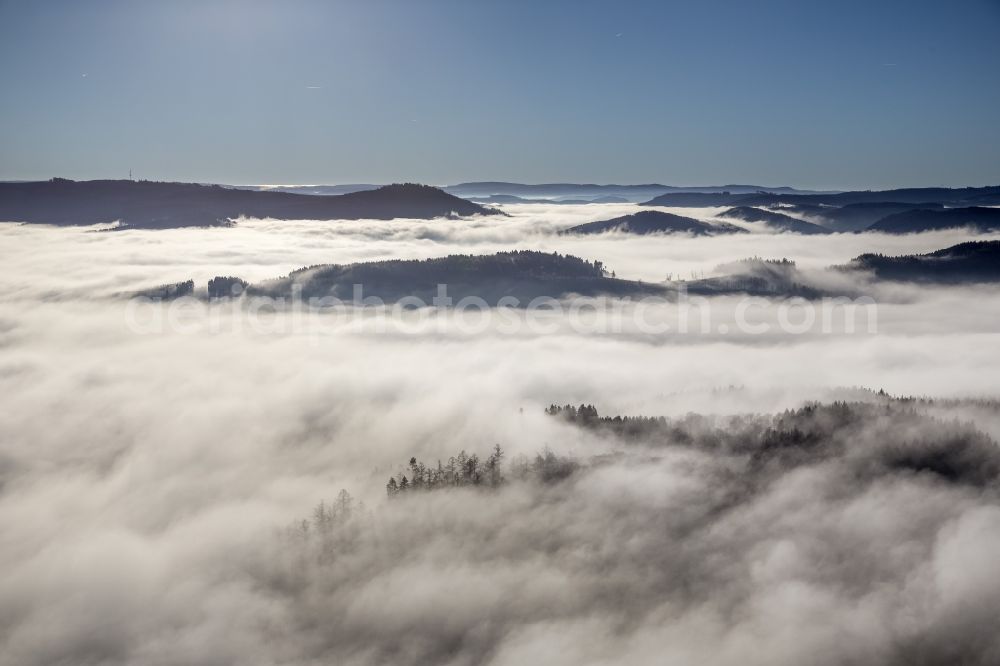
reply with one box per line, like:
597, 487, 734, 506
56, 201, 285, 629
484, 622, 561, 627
1, 204, 999, 665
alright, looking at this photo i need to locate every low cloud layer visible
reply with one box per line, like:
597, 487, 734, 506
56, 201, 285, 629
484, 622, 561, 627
1, 207, 998, 664
4, 203, 998, 297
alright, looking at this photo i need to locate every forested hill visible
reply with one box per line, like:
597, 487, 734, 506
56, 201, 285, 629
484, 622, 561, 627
561, 210, 746, 236
846, 241, 1000, 283
866, 207, 1000, 233
0, 179, 499, 229
134, 240, 1000, 304
248, 250, 666, 304
716, 207, 830, 234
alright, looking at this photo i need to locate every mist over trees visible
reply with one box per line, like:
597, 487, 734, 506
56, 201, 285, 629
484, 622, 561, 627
383, 444, 580, 497
265, 397, 1000, 666
132, 279, 194, 300
3, 0, 1000, 660
386, 445, 507, 496
545, 400, 1000, 488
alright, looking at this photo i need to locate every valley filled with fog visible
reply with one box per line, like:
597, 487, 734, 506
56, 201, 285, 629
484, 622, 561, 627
2, 204, 1000, 665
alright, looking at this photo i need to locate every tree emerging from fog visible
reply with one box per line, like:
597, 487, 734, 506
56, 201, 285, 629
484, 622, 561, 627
384, 444, 580, 498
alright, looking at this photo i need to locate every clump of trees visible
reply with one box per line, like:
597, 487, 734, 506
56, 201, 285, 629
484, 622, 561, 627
386, 444, 506, 497
733, 257, 796, 266
385, 443, 582, 498
704, 257, 821, 297
547, 403, 671, 439
135, 279, 194, 300
545, 403, 600, 425
291, 489, 357, 542
509, 446, 579, 483
208, 275, 248, 298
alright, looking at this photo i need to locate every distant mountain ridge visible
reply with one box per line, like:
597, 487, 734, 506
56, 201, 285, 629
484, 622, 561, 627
0, 179, 499, 229
645, 186, 1000, 232
446, 182, 829, 202
228, 184, 380, 196
466, 194, 632, 205
643, 185, 1000, 208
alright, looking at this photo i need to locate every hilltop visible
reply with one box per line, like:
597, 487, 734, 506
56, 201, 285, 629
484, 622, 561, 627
247, 250, 667, 304
717, 207, 830, 234
866, 207, 1000, 234
560, 210, 747, 236
846, 241, 1000, 283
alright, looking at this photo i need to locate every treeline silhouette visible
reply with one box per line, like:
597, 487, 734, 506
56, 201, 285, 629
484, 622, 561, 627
133, 279, 194, 300
387, 445, 506, 496
385, 443, 579, 497
545, 401, 1000, 487
727, 257, 796, 266
207, 276, 249, 298
847, 241, 1000, 283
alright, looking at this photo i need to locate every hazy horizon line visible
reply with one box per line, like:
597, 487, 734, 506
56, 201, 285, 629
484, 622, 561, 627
4, 176, 1000, 191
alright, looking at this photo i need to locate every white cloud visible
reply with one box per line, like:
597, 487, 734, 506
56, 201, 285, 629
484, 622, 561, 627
1, 209, 998, 664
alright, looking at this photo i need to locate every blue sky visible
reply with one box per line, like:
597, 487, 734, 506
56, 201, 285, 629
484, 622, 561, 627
1, 0, 998, 188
